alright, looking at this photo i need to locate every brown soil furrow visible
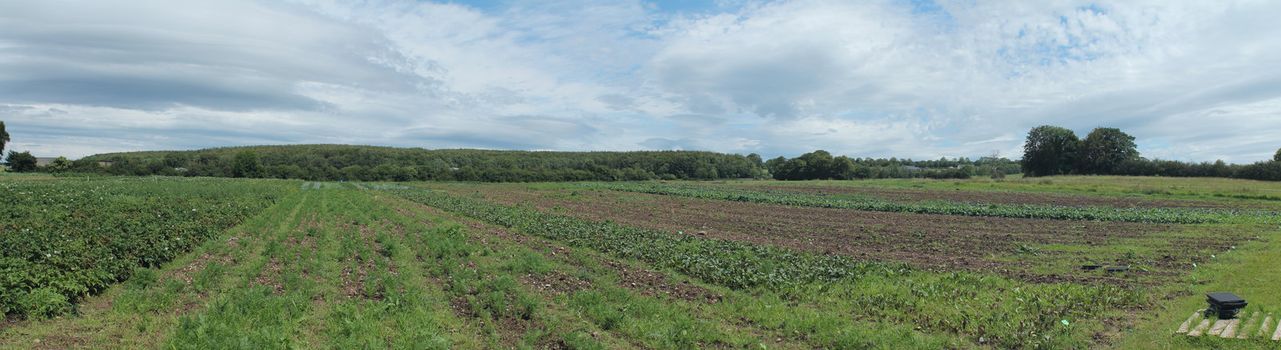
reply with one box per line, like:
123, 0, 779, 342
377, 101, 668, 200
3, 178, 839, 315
251, 258, 286, 295
163, 231, 256, 289
336, 222, 395, 300
521, 271, 593, 295
746, 184, 1262, 210
461, 188, 1211, 284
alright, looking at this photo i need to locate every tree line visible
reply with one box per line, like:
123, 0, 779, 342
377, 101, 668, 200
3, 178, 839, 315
62, 145, 768, 182
6, 119, 1279, 182
1022, 125, 1281, 181
763, 150, 1020, 180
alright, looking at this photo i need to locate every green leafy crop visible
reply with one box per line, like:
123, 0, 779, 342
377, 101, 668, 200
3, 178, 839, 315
0, 177, 293, 318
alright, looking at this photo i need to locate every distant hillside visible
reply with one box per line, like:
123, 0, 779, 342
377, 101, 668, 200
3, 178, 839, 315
74, 144, 768, 182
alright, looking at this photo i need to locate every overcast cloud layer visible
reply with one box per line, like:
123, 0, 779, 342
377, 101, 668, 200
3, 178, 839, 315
2, 0, 1279, 162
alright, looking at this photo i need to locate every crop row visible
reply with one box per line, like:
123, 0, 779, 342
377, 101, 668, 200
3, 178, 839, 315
0, 177, 294, 318
581, 182, 1273, 224
392, 189, 906, 290
389, 188, 1145, 348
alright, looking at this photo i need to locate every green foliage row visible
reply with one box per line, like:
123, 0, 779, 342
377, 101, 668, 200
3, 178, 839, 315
0, 177, 292, 318
583, 182, 1272, 224
389, 188, 1144, 348
392, 189, 905, 290
72, 144, 767, 182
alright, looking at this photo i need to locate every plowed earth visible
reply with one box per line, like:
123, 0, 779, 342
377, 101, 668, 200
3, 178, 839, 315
740, 184, 1261, 210
454, 187, 1252, 285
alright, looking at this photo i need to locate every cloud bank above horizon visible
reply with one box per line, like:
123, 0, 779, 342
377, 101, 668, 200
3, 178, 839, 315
2, 0, 1279, 162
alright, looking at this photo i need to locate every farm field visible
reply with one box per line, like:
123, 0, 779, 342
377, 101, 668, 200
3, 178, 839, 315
0, 175, 294, 318
1, 174, 1279, 348
725, 176, 1281, 206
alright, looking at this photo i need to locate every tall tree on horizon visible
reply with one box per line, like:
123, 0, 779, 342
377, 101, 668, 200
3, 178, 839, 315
1022, 125, 1080, 177
1275, 147, 1281, 162
0, 121, 9, 156
1077, 127, 1139, 174
6, 151, 36, 172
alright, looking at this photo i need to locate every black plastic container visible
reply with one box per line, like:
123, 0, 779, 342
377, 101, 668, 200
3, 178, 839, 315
1205, 292, 1247, 319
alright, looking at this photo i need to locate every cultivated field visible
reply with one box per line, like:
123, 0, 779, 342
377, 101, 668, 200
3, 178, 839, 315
1, 174, 1280, 348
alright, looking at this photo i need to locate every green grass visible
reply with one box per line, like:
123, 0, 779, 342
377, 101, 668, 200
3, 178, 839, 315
1117, 226, 1281, 349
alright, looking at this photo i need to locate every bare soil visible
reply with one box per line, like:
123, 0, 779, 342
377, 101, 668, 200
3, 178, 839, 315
602, 260, 722, 304
252, 258, 286, 295
746, 184, 1261, 210
164, 232, 249, 288
522, 271, 592, 295
463, 188, 1247, 284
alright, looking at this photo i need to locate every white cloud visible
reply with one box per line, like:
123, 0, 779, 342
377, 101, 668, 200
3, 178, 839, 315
643, 0, 1281, 161
1, 0, 1279, 162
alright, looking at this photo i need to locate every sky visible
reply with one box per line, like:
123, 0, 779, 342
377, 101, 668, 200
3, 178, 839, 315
2, 0, 1280, 162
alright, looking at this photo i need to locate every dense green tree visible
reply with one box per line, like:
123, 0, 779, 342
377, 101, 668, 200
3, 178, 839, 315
1211, 160, 1231, 178
763, 152, 990, 180
692, 160, 719, 179
6, 151, 36, 172
1076, 127, 1139, 174
765, 156, 787, 175
163, 152, 190, 168
231, 151, 260, 178
1022, 125, 1080, 177
46, 157, 72, 172
0, 121, 8, 156
831, 156, 855, 178
1275, 148, 1281, 162
1238, 161, 1281, 181
795, 150, 835, 179
772, 150, 860, 180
